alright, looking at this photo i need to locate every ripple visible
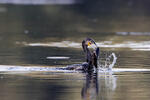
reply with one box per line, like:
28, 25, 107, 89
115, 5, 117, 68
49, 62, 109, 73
0, 65, 72, 73
24, 41, 150, 51
25, 41, 81, 48
46, 56, 70, 59
0, 65, 150, 73
112, 68, 150, 72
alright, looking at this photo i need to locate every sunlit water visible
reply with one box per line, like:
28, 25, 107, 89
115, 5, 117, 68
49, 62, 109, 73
25, 40, 150, 51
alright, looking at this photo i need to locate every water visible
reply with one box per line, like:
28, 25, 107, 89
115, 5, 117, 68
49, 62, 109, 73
1, 34, 150, 100
1, 3, 150, 100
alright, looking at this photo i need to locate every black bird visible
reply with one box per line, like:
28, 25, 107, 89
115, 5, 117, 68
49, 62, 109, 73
82, 38, 99, 70
65, 38, 99, 71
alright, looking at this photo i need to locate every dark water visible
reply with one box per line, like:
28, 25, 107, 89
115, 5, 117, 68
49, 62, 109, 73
0, 3, 150, 100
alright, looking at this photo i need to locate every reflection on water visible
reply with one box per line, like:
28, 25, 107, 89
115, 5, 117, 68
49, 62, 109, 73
25, 39, 150, 51
82, 72, 98, 100
1, 71, 150, 100
0, 70, 117, 100
81, 71, 117, 100
98, 72, 117, 100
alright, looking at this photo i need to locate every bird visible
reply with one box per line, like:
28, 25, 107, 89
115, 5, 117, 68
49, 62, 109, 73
82, 38, 99, 70
65, 38, 99, 72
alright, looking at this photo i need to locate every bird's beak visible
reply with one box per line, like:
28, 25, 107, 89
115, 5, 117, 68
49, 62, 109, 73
87, 41, 92, 46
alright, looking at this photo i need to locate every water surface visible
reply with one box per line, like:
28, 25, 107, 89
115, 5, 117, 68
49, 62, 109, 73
0, 32, 150, 100
0, 3, 150, 100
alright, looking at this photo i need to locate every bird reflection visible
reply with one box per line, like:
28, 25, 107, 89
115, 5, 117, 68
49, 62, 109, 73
81, 71, 98, 100
81, 71, 117, 100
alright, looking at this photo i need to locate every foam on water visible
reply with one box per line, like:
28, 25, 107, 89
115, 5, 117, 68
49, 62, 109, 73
0, 65, 150, 73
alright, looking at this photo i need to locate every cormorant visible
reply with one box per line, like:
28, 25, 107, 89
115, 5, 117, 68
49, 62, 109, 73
65, 38, 99, 71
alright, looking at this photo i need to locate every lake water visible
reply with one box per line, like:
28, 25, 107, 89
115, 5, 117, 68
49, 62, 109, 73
1, 4, 150, 100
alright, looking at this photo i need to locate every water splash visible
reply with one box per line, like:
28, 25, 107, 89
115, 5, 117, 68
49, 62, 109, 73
108, 53, 117, 70
98, 53, 117, 71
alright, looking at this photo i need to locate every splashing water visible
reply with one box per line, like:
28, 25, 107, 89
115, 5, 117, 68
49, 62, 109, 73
98, 53, 117, 71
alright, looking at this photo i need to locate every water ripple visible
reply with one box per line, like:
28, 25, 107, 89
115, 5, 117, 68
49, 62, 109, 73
0, 65, 150, 73
24, 41, 150, 51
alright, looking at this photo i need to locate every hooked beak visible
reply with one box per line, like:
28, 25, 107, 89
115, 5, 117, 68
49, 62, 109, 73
87, 41, 92, 46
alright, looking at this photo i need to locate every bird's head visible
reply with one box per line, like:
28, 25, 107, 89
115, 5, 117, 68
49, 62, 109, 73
82, 38, 99, 57
82, 38, 98, 49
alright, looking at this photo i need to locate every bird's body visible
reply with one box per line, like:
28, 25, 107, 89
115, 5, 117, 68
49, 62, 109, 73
64, 38, 99, 72
65, 62, 89, 71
